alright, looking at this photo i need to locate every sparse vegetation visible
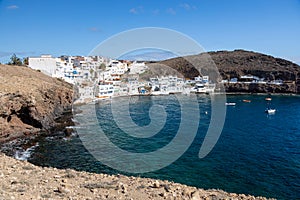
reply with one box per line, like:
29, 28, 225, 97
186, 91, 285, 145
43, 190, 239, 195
99, 63, 106, 70
7, 54, 23, 66
23, 57, 29, 66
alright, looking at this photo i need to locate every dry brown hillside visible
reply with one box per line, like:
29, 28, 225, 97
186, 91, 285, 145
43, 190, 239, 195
0, 65, 73, 143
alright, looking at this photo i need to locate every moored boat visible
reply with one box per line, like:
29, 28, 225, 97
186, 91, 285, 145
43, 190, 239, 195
243, 99, 251, 103
225, 102, 236, 106
265, 97, 272, 101
265, 108, 276, 114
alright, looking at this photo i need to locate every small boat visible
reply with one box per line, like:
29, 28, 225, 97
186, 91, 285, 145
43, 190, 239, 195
243, 99, 251, 103
265, 108, 276, 114
265, 97, 272, 101
225, 102, 236, 106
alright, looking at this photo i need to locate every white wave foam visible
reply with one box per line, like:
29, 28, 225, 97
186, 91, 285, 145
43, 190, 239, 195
14, 143, 39, 161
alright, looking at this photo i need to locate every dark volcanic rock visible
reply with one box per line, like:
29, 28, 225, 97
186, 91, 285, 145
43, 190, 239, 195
223, 82, 296, 94
153, 50, 300, 93
0, 65, 73, 143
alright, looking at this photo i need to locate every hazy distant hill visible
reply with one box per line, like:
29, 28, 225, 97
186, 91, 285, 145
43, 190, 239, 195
146, 50, 300, 93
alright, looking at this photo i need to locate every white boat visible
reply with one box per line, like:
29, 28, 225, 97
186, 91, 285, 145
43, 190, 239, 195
192, 83, 207, 93
225, 102, 236, 106
265, 108, 276, 114
265, 97, 272, 101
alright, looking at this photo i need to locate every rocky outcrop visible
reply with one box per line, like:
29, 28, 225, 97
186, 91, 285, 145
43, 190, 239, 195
0, 65, 73, 143
154, 50, 300, 94
0, 153, 274, 200
223, 82, 297, 93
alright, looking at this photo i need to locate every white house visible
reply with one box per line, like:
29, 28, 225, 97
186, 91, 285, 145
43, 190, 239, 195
28, 55, 57, 76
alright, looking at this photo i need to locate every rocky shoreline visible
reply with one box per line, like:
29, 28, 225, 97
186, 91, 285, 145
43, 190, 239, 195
0, 110, 74, 158
0, 64, 277, 200
222, 82, 297, 94
0, 103, 277, 200
0, 153, 275, 200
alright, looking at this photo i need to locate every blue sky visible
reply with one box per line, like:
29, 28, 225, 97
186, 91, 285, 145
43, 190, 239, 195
0, 0, 300, 64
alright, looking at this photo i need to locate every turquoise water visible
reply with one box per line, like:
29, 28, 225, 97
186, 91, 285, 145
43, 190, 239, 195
29, 95, 300, 199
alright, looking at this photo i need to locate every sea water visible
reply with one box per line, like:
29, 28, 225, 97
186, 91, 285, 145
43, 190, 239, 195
28, 94, 300, 199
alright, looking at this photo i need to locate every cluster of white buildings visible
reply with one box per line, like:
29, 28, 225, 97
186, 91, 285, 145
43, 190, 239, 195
28, 55, 107, 84
28, 55, 216, 104
221, 75, 284, 85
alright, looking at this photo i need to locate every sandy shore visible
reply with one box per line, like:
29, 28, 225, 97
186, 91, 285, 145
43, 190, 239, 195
0, 153, 275, 200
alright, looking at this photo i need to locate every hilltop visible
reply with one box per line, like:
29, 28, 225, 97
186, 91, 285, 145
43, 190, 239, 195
147, 50, 300, 93
0, 65, 73, 143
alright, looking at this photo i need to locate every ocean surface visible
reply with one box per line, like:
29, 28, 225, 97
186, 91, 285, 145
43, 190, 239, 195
27, 94, 300, 199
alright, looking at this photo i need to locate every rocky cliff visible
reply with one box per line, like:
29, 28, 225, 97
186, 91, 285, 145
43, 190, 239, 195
152, 50, 300, 93
0, 65, 73, 143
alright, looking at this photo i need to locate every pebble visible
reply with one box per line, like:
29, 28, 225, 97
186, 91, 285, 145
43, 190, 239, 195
164, 184, 171, 192
153, 180, 160, 188
191, 191, 201, 200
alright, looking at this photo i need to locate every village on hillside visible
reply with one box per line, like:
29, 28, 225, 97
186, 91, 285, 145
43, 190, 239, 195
28, 55, 286, 104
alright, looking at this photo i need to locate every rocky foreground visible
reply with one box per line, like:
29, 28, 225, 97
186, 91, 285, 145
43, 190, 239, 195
0, 153, 274, 200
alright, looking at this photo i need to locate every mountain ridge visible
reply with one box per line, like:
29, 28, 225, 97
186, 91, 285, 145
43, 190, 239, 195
147, 49, 300, 93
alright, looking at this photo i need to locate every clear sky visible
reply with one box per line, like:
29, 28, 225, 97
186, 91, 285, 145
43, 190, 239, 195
0, 0, 300, 64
